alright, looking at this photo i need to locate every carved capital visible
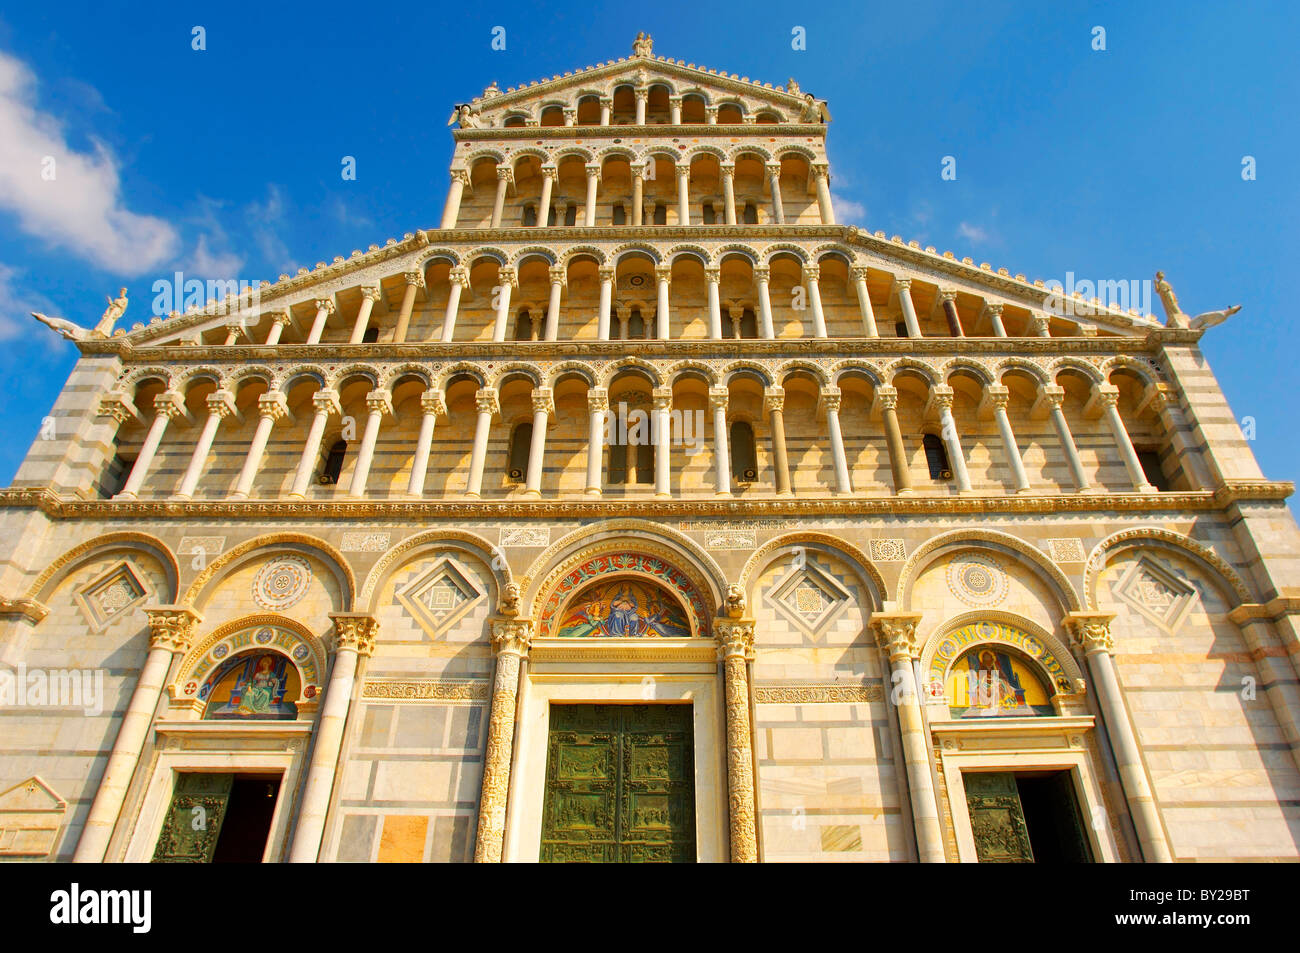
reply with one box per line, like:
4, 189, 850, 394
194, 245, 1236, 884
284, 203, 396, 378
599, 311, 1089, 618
869, 613, 922, 663
708, 387, 729, 413
1066, 612, 1116, 655
704, 267, 721, 284
360, 285, 383, 302
548, 265, 566, 286
849, 264, 870, 282
145, 605, 203, 654
714, 618, 756, 659
764, 162, 782, 178
764, 386, 785, 414
420, 392, 447, 417
654, 264, 672, 283
719, 163, 735, 178
403, 271, 426, 289
495, 167, 514, 184
587, 387, 609, 414
257, 393, 290, 422
268, 310, 293, 328
490, 617, 533, 657
475, 388, 500, 417
802, 264, 821, 284
652, 386, 673, 412
597, 266, 615, 282
153, 391, 187, 421
205, 390, 237, 419
330, 613, 379, 657
820, 387, 842, 414
531, 387, 555, 417
451, 168, 472, 187
311, 389, 342, 417
364, 388, 394, 417
313, 298, 336, 316
753, 266, 770, 283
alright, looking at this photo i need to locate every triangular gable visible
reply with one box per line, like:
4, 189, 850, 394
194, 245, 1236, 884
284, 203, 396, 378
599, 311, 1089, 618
0, 776, 66, 812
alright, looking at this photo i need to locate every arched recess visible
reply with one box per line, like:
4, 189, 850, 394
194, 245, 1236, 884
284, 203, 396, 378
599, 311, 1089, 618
1083, 527, 1254, 609
918, 609, 1086, 699
897, 529, 1083, 613
169, 613, 329, 712
28, 532, 180, 605
520, 520, 728, 636
357, 528, 511, 613
184, 533, 355, 611
738, 532, 886, 610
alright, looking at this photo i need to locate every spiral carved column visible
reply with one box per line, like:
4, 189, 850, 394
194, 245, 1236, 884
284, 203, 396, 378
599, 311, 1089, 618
715, 618, 758, 863
474, 617, 532, 862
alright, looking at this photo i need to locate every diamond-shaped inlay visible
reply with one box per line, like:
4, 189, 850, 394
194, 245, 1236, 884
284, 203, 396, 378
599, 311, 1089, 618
75, 562, 149, 631
396, 558, 484, 640
1113, 556, 1198, 633
769, 559, 853, 638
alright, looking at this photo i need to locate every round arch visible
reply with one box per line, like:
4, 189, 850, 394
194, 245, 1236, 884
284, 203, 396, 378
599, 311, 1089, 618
27, 532, 180, 605
357, 528, 510, 614
919, 610, 1086, 699
1083, 527, 1254, 609
184, 533, 355, 611
737, 532, 886, 609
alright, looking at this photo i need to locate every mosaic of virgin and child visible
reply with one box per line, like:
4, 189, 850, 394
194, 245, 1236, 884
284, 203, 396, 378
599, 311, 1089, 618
557, 580, 692, 638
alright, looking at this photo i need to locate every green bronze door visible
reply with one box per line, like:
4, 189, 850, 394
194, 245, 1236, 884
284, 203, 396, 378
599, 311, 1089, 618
152, 773, 234, 863
964, 771, 1034, 863
541, 704, 695, 863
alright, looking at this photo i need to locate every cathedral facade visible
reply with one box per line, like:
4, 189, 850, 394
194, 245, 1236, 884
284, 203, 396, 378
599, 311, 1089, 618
2, 35, 1299, 863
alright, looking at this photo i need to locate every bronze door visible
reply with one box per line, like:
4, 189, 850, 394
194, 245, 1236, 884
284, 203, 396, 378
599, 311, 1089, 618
541, 704, 695, 863
964, 771, 1034, 862
152, 773, 234, 863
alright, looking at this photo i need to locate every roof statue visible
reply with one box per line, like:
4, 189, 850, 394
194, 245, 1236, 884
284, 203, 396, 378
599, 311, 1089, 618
633, 32, 653, 57
447, 103, 482, 128
481, 81, 500, 100
786, 78, 801, 95
32, 288, 127, 341
1155, 271, 1242, 331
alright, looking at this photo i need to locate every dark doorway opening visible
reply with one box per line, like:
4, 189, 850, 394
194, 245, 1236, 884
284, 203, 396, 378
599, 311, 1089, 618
211, 775, 282, 863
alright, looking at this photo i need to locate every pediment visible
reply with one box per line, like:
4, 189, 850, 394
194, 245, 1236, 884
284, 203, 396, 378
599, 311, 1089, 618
0, 776, 66, 812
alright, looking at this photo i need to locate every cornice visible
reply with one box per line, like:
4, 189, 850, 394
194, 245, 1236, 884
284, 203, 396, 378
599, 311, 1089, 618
454, 123, 826, 142
0, 482, 1289, 520
86, 335, 1164, 363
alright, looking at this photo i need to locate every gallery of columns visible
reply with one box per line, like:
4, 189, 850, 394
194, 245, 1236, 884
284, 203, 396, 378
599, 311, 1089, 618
2, 38, 1299, 864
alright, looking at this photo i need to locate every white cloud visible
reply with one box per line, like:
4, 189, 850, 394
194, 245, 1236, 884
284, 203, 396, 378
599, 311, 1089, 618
190, 234, 245, 278
831, 193, 866, 223
245, 185, 295, 275
957, 221, 989, 243
0, 51, 178, 274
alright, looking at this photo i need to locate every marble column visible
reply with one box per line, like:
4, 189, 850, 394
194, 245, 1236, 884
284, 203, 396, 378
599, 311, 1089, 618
706, 267, 723, 339
676, 165, 691, 226
523, 388, 553, 498
1091, 384, 1155, 492
393, 272, 423, 344
871, 613, 946, 863
232, 393, 291, 499
668, 96, 682, 124
73, 605, 199, 862
440, 267, 470, 343
562, 107, 576, 127
755, 266, 775, 339
653, 386, 672, 498
263, 311, 292, 345
599, 96, 612, 125
765, 387, 791, 496
465, 388, 499, 498
349, 286, 382, 344
174, 389, 239, 499
655, 265, 672, 340
634, 87, 648, 124
895, 278, 922, 338
596, 267, 614, 341
710, 387, 731, 496
407, 393, 445, 497
289, 389, 341, 498
1030, 313, 1051, 337
1037, 385, 1090, 491
850, 265, 878, 337
706, 105, 719, 125
1066, 613, 1173, 863
874, 385, 911, 493
289, 613, 377, 862
804, 264, 828, 338
984, 302, 1008, 337
222, 322, 242, 346
305, 298, 335, 345
822, 387, 852, 494
544, 267, 564, 341
584, 164, 600, 227
984, 385, 1031, 492
720, 164, 737, 224
715, 618, 758, 863
441, 169, 470, 229
491, 268, 517, 343
631, 166, 645, 226
930, 385, 972, 492
474, 617, 533, 862
765, 163, 785, 224
536, 167, 556, 227
118, 392, 187, 499
585, 388, 607, 497
939, 290, 964, 337
347, 389, 392, 498
490, 167, 513, 228
812, 163, 834, 224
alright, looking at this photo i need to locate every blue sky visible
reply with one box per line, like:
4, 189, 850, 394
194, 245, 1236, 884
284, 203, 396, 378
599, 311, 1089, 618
1, 1, 1296, 498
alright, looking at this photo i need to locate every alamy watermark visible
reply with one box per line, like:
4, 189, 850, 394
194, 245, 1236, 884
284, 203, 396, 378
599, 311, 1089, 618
0, 664, 104, 716
1043, 272, 1152, 318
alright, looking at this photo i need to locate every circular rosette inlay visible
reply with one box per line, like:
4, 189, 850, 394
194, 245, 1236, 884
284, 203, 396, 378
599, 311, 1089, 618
946, 553, 1008, 607
253, 555, 313, 611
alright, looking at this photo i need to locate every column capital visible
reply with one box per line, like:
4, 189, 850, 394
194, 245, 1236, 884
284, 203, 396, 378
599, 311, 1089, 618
1037, 383, 1065, 408
359, 285, 383, 302
719, 162, 735, 178
403, 271, 426, 289
708, 387, 729, 412
562, 107, 577, 123
531, 387, 555, 417
541, 164, 558, 182
849, 264, 870, 282
364, 388, 393, 417
153, 391, 188, 421
269, 310, 293, 327
820, 386, 842, 414
448, 266, 472, 288
811, 161, 830, 179
585, 163, 601, 178
891, 276, 913, 294
928, 383, 955, 411
675, 163, 691, 178
654, 264, 672, 282
451, 168, 472, 187
763, 386, 785, 414
704, 266, 721, 284
145, 604, 203, 654
97, 392, 140, 426
490, 616, 534, 656
869, 612, 923, 662
1144, 381, 1176, 415
475, 388, 501, 417
633, 87, 650, 101
329, 612, 379, 657
1090, 383, 1120, 409
257, 392, 291, 422
314, 298, 336, 315
938, 288, 959, 303
420, 392, 447, 417
495, 166, 514, 184
714, 618, 756, 659
802, 263, 821, 283
548, 265, 566, 286
1065, 612, 1116, 655
667, 94, 684, 106
873, 384, 898, 412
1030, 313, 1052, 336
311, 389, 342, 417
597, 265, 615, 282
983, 301, 1004, 316
205, 389, 238, 419
223, 319, 246, 338
652, 386, 673, 411
598, 95, 613, 108
985, 384, 1010, 409
753, 265, 770, 282
764, 162, 782, 177
587, 387, 609, 413
496, 266, 518, 289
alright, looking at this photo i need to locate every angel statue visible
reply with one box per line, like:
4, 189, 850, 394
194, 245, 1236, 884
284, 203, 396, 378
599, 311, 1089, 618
633, 32, 653, 57
1154, 271, 1242, 331
786, 78, 801, 95
446, 104, 481, 128
32, 287, 127, 341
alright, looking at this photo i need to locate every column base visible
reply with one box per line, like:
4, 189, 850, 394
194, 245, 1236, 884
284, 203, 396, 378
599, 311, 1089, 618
520, 489, 542, 499
654, 491, 672, 499
287, 492, 307, 501
714, 490, 733, 498
169, 493, 192, 502
775, 489, 794, 498
1137, 484, 1158, 494
114, 492, 138, 502
584, 487, 602, 498
464, 491, 482, 500
1014, 485, 1034, 494
230, 491, 249, 501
